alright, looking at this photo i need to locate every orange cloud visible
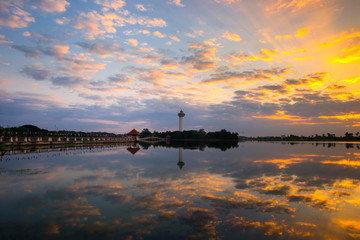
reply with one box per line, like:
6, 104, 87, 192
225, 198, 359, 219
317, 31, 360, 64
222, 31, 242, 42
259, 49, 278, 60
319, 114, 360, 121
295, 27, 309, 38
153, 31, 166, 38
265, 0, 324, 14
331, 44, 360, 64
125, 38, 138, 47
336, 219, 360, 239
275, 27, 309, 39
254, 157, 309, 169
321, 160, 360, 168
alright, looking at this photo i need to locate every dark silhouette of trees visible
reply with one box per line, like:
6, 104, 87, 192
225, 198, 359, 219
140, 128, 152, 137
139, 129, 238, 140
255, 131, 360, 142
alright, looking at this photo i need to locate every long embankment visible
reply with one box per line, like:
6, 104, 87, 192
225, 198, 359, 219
0, 136, 137, 148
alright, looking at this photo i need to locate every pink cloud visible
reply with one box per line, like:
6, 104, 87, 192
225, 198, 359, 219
37, 0, 70, 13
0, 2, 35, 28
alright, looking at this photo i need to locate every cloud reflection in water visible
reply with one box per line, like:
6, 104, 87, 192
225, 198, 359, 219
0, 142, 360, 239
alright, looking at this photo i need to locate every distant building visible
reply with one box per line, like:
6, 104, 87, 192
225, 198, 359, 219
178, 110, 185, 132
126, 129, 140, 141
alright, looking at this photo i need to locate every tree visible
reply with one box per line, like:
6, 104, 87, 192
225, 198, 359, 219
345, 132, 353, 138
140, 128, 152, 137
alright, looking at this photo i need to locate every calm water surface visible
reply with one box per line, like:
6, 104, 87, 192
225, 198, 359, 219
1, 142, 360, 239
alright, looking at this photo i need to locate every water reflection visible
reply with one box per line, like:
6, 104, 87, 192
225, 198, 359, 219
0, 142, 360, 239
178, 148, 184, 169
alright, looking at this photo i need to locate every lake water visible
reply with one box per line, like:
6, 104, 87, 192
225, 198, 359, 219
1, 141, 360, 239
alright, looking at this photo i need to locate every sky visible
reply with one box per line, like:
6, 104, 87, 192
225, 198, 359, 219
0, 0, 360, 136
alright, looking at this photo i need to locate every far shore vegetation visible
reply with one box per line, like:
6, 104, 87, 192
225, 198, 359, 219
1, 124, 360, 142
140, 128, 239, 140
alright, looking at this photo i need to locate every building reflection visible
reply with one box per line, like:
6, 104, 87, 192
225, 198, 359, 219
126, 143, 140, 155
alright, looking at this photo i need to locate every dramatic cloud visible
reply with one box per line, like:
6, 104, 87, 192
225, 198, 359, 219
1, 0, 360, 135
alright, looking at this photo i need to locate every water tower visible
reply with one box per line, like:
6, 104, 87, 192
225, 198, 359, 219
178, 110, 185, 131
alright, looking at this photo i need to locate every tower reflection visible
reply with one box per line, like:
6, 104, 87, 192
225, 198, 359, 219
177, 147, 185, 169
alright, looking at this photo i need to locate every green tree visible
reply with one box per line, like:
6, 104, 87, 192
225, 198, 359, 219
140, 128, 152, 137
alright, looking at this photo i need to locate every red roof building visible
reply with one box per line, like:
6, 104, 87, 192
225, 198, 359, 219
126, 129, 140, 136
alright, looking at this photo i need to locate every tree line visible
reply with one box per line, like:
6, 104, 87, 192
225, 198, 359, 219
0, 125, 119, 137
140, 128, 239, 140
254, 132, 360, 141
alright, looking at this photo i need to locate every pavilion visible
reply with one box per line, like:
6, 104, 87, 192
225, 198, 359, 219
126, 129, 140, 141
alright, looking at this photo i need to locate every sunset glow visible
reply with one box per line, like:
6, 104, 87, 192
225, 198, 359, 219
0, 0, 359, 135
